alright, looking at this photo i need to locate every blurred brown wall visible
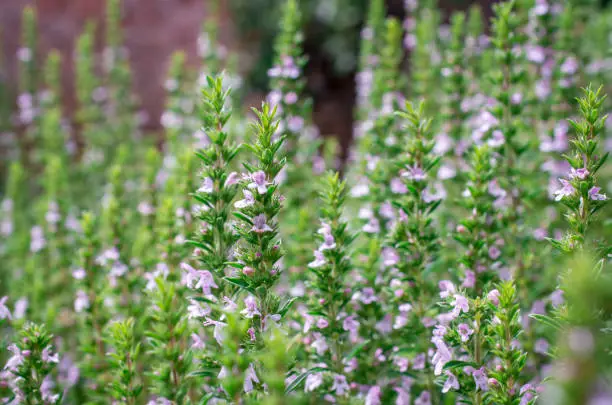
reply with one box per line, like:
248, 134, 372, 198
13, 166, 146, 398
0, 0, 236, 130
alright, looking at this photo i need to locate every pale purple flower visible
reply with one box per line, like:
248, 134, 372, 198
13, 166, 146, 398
180, 263, 218, 295
550, 289, 564, 307
588, 186, 607, 201
241, 296, 261, 319
351, 182, 370, 197
262, 314, 282, 331
561, 57, 579, 75
225, 171, 239, 186
357, 288, 378, 304
187, 299, 211, 319
304, 373, 323, 392
413, 353, 426, 370
402, 165, 426, 181
252, 214, 273, 233
343, 316, 360, 342
488, 130, 505, 148
42, 347, 59, 364
553, 178, 576, 201
284, 92, 298, 105
423, 183, 446, 202
13, 298, 27, 320
72, 268, 87, 280
462, 270, 476, 288
520, 384, 536, 405
489, 246, 501, 260
248, 171, 269, 194
443, 371, 460, 393
376, 314, 393, 335
235, 190, 255, 208
203, 318, 227, 345
287, 116, 305, 132
332, 374, 350, 395
395, 357, 410, 372
451, 294, 469, 315
316, 318, 329, 329
308, 250, 327, 268
365, 385, 381, 405
526, 45, 546, 64
487, 289, 501, 306
312, 335, 328, 355
535, 338, 549, 354
0, 297, 11, 321
457, 323, 474, 342
432, 338, 452, 375
382, 247, 399, 267
362, 217, 380, 234
439, 280, 456, 298
414, 391, 431, 405
433, 325, 448, 338
198, 177, 214, 193
191, 333, 206, 350
30, 226, 46, 253
391, 177, 408, 194
319, 233, 336, 251
74, 290, 90, 313
243, 363, 259, 393
472, 367, 489, 391
4, 344, 24, 371
569, 167, 589, 180
41, 376, 59, 403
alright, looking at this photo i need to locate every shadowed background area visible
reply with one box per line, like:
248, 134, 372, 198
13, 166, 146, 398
0, 0, 560, 152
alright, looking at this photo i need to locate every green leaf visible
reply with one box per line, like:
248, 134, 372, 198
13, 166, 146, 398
223, 277, 255, 293
442, 360, 479, 371
529, 314, 563, 331
346, 339, 370, 359
278, 297, 298, 317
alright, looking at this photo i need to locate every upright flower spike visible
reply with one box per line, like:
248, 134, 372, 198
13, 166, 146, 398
454, 145, 504, 294
42, 50, 62, 110
40, 51, 68, 168
551, 85, 608, 253
355, 0, 386, 119
162, 51, 194, 154
199, 0, 223, 78
388, 100, 443, 403
16, 6, 39, 164
442, 12, 467, 147
18, 6, 38, 98
104, 0, 139, 158
485, 282, 531, 405
34, 156, 71, 320
1, 162, 30, 292
214, 311, 252, 403
300, 172, 356, 398
487, 1, 541, 300
370, 18, 403, 114
73, 212, 111, 401
189, 75, 240, 280
539, 254, 612, 405
410, 6, 441, 105
145, 277, 191, 403
3, 322, 61, 404
104, 318, 142, 404
232, 103, 289, 339
354, 17, 405, 234
267, 0, 320, 275
75, 22, 104, 165
267, 0, 311, 155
